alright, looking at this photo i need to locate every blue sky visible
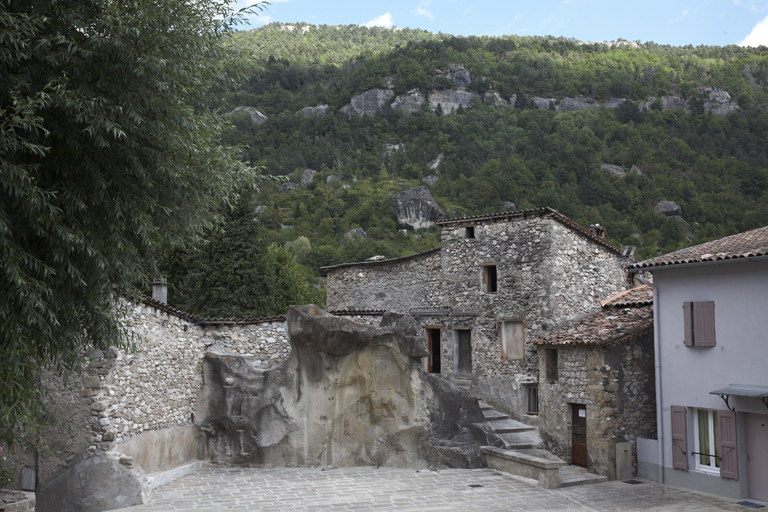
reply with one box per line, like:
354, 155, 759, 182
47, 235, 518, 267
238, 0, 768, 47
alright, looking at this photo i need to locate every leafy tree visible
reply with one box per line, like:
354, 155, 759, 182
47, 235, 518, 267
0, 0, 260, 450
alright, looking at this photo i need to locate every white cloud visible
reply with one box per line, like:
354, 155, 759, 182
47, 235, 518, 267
415, 6, 434, 20
363, 12, 394, 28
740, 14, 768, 45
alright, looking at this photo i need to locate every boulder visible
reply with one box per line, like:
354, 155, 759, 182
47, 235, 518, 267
532, 97, 555, 110
341, 89, 395, 117
422, 175, 439, 186
300, 169, 317, 186
230, 106, 267, 124
196, 306, 493, 469
298, 105, 329, 117
445, 64, 472, 89
338, 184, 351, 192
342, 227, 366, 244
279, 182, 299, 192
699, 87, 739, 115
326, 174, 341, 185
654, 200, 682, 217
391, 186, 445, 229
254, 205, 268, 215
503, 201, 516, 211
428, 90, 477, 114
630, 165, 643, 175
392, 89, 425, 113
36, 455, 147, 512
600, 164, 626, 177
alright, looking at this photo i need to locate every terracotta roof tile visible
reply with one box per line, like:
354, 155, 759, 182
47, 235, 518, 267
633, 225, 768, 270
600, 284, 653, 307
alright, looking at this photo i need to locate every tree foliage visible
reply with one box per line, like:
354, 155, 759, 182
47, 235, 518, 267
0, 0, 259, 450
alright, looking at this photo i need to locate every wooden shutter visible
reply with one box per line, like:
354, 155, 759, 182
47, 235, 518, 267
718, 410, 739, 480
683, 302, 693, 346
671, 405, 688, 470
693, 301, 716, 347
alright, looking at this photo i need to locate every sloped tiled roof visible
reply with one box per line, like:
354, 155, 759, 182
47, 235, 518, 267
633, 225, 768, 270
532, 285, 653, 348
321, 248, 441, 272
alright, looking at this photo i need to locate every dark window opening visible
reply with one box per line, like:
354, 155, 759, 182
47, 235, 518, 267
546, 349, 558, 383
527, 385, 539, 414
426, 328, 441, 374
465, 226, 475, 239
483, 265, 498, 293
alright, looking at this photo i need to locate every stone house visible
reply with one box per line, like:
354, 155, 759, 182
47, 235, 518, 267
531, 285, 656, 479
324, 207, 631, 419
631, 225, 768, 502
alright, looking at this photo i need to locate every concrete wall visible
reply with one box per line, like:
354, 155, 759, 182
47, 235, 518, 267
537, 334, 656, 478
653, 259, 768, 499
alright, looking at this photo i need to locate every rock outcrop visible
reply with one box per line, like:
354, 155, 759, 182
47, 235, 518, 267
298, 105, 329, 116
300, 169, 317, 186
279, 182, 299, 192
342, 227, 366, 244
392, 89, 425, 113
422, 175, 439, 186
654, 200, 682, 217
428, 90, 477, 114
532, 97, 625, 112
196, 306, 494, 469
482, 91, 509, 108
600, 164, 626, 178
230, 106, 268, 124
639, 88, 739, 116
340, 89, 395, 117
391, 186, 445, 229
503, 201, 517, 211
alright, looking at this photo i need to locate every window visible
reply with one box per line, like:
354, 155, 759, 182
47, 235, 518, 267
483, 265, 498, 293
546, 349, 558, 383
500, 320, 525, 360
425, 328, 441, 374
683, 301, 716, 346
527, 385, 539, 415
695, 409, 720, 472
465, 226, 475, 239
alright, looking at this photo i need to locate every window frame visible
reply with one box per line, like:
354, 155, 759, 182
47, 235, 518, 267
694, 408, 720, 474
499, 319, 525, 361
482, 264, 498, 293
683, 301, 716, 347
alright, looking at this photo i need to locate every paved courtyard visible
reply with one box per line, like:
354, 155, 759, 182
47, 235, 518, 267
117, 466, 764, 512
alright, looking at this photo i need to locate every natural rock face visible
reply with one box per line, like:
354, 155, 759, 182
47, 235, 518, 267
341, 89, 395, 117
279, 182, 299, 192
196, 306, 492, 469
428, 154, 443, 170
639, 89, 738, 116
392, 89, 425, 113
298, 105, 329, 116
300, 169, 317, 186
326, 174, 340, 184
444, 64, 472, 89
230, 106, 267, 124
532, 97, 625, 112
532, 97, 555, 110
654, 200, 682, 217
630, 165, 643, 175
422, 175, 439, 186
36, 455, 147, 512
503, 201, 516, 211
482, 91, 509, 108
600, 164, 626, 177
342, 227, 366, 244
254, 205, 268, 215
391, 186, 445, 229
428, 90, 477, 114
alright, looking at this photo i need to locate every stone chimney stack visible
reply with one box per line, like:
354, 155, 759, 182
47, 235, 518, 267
588, 224, 606, 239
152, 276, 168, 304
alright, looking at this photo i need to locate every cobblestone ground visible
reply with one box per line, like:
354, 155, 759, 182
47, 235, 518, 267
117, 467, 761, 512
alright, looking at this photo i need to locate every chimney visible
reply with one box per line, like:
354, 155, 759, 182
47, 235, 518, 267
588, 224, 606, 239
152, 276, 168, 303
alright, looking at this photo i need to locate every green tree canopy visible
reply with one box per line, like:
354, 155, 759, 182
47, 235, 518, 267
0, 0, 261, 450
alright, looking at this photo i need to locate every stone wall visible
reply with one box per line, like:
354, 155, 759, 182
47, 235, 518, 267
438, 215, 627, 417
537, 333, 656, 478
325, 249, 443, 313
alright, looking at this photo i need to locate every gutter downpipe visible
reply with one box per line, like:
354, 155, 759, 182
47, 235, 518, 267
638, 269, 664, 484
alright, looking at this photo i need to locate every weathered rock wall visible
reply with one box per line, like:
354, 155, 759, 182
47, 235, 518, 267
325, 249, 443, 313
439, 216, 627, 416
537, 334, 656, 478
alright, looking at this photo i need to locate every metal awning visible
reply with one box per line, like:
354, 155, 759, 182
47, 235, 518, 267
710, 385, 768, 411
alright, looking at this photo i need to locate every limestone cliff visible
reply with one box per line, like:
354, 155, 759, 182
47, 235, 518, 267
391, 186, 445, 229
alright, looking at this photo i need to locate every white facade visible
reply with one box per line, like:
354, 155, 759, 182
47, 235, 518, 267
640, 258, 768, 501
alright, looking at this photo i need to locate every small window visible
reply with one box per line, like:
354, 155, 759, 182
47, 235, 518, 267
425, 328, 441, 374
483, 265, 498, 293
683, 301, 716, 347
500, 320, 525, 360
546, 349, 558, 383
527, 385, 539, 415
695, 409, 720, 472
465, 226, 475, 239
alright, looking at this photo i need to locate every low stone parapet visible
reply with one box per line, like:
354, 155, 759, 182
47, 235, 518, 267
481, 446, 566, 489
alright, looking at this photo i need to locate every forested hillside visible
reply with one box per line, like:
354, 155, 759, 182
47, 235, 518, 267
164, 23, 768, 316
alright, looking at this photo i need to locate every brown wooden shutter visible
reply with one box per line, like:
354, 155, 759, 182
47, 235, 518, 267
693, 301, 716, 347
671, 405, 688, 470
683, 302, 693, 346
719, 410, 739, 480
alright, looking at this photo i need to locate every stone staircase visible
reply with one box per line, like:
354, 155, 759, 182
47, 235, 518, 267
476, 400, 608, 489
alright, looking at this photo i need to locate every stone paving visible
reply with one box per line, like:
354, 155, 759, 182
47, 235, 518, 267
117, 466, 763, 512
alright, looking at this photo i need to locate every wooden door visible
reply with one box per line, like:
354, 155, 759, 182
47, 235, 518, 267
457, 330, 472, 378
746, 413, 768, 502
572, 404, 588, 468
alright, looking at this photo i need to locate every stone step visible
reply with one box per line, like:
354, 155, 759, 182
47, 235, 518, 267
486, 418, 536, 434
454, 379, 472, 389
558, 465, 609, 488
478, 400, 494, 411
497, 431, 543, 450
482, 410, 510, 421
